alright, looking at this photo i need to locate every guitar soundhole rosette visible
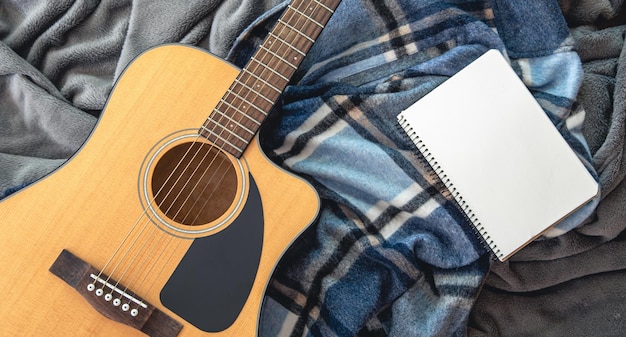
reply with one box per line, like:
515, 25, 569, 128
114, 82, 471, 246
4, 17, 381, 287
138, 130, 248, 239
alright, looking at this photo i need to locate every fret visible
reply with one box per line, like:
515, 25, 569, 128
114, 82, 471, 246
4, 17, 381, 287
291, 0, 336, 26
248, 58, 290, 82
222, 90, 269, 120
289, 7, 324, 28
262, 34, 304, 71
233, 78, 276, 105
268, 32, 307, 56
277, 19, 316, 42
199, 126, 245, 154
210, 109, 255, 135
312, 0, 336, 14
200, 0, 343, 157
218, 98, 264, 125
202, 119, 248, 143
271, 24, 312, 56
241, 68, 283, 94
259, 44, 298, 69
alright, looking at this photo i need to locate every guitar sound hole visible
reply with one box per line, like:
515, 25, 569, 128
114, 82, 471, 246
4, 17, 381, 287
151, 142, 238, 226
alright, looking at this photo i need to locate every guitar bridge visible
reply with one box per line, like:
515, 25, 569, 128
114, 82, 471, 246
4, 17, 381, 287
49, 249, 183, 337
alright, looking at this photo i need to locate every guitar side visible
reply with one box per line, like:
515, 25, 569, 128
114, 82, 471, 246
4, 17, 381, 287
0, 45, 319, 336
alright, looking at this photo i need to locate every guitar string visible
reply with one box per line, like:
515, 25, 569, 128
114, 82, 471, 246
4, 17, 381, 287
99, 123, 225, 299
176, 0, 330, 230
108, 215, 162, 296
115, 132, 239, 306
94, 0, 327, 308
159, 145, 233, 226
185, 0, 324, 228
131, 0, 333, 310
132, 229, 184, 305
114, 27, 289, 306
177, 156, 233, 226
93, 109, 226, 296
126, 0, 327, 305
96, 25, 275, 293
130, 0, 329, 305
101, 130, 225, 297
113, 144, 232, 303
115, 220, 171, 306
115, 130, 240, 301
92, 133, 206, 290
99, 0, 325, 303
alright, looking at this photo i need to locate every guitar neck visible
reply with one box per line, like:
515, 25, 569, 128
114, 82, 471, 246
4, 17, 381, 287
199, 0, 342, 157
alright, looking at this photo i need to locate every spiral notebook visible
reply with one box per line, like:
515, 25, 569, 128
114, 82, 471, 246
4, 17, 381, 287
398, 50, 599, 261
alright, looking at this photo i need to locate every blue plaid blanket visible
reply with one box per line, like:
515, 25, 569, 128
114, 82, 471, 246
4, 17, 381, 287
227, 0, 600, 336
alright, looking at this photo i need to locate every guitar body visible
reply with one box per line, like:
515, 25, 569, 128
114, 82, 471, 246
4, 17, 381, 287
0, 45, 318, 336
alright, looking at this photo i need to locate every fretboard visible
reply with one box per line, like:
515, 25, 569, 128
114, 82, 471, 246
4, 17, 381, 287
199, 0, 342, 157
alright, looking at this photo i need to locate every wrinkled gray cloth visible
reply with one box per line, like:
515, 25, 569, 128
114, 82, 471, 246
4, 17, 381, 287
469, 3, 626, 336
2, 0, 626, 336
559, 0, 625, 26
0, 0, 282, 198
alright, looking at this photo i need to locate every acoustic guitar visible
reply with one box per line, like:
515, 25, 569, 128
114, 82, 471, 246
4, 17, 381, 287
0, 0, 341, 336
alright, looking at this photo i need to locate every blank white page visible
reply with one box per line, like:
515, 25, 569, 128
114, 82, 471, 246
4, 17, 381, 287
397, 50, 599, 261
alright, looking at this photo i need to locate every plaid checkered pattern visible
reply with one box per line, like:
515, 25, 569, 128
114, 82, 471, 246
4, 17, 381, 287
227, 0, 599, 336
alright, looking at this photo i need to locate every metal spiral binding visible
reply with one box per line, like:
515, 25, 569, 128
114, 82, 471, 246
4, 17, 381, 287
398, 115, 503, 260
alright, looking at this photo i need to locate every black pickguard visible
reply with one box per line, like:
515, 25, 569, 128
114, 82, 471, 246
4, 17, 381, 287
160, 174, 264, 332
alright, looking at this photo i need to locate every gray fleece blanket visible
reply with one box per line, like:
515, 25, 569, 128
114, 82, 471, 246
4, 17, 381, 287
0, 0, 282, 198
469, 1, 626, 336
1, 0, 625, 336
